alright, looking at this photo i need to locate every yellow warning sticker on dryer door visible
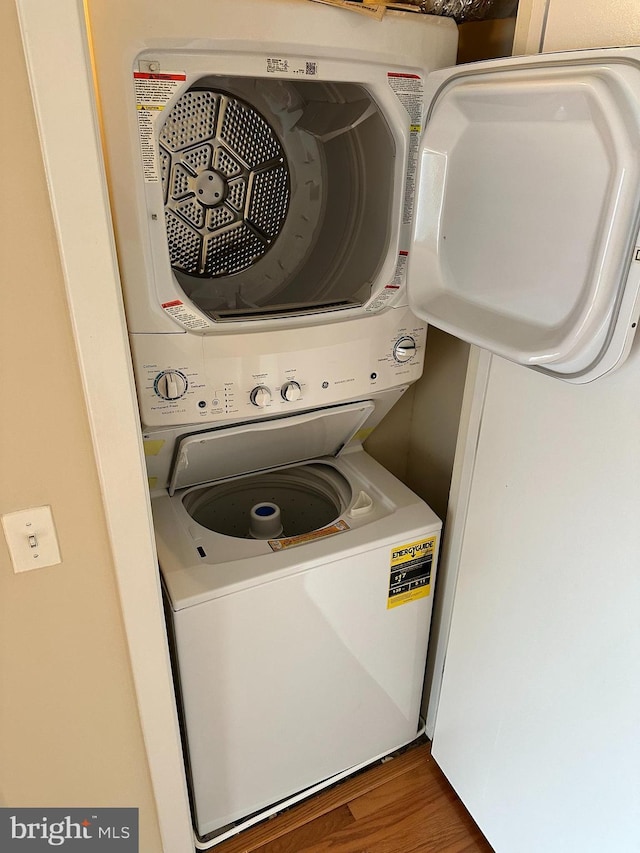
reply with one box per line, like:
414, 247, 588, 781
387, 536, 437, 609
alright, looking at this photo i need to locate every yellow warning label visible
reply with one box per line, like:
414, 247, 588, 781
143, 440, 165, 457
388, 535, 437, 609
269, 520, 350, 551
410, 124, 422, 133
353, 427, 375, 443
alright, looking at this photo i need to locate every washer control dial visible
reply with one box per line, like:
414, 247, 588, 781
393, 336, 417, 363
154, 370, 188, 401
250, 386, 272, 408
281, 381, 302, 402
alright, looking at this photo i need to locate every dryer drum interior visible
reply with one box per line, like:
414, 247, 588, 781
182, 462, 352, 539
159, 76, 396, 321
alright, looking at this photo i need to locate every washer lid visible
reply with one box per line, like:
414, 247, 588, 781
409, 48, 640, 383
168, 401, 374, 495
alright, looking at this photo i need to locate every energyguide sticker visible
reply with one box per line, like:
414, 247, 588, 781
387, 536, 436, 609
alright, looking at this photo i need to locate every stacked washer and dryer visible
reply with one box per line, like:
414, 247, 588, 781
89, 0, 458, 845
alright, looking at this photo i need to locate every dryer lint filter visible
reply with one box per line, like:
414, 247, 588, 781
161, 89, 290, 277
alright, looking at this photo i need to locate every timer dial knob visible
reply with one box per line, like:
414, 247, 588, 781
154, 370, 188, 400
281, 381, 302, 402
393, 336, 417, 363
250, 385, 272, 408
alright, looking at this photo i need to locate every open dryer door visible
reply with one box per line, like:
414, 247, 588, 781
408, 48, 640, 383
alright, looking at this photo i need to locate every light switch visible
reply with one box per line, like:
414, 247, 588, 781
1, 505, 62, 573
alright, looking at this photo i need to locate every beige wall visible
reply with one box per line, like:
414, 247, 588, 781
366, 329, 469, 522
405, 330, 469, 522
0, 5, 162, 850
544, 0, 640, 50
513, 0, 640, 53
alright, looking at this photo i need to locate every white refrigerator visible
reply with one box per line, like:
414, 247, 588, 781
407, 19, 640, 853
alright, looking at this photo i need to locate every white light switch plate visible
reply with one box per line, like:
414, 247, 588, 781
2, 505, 62, 573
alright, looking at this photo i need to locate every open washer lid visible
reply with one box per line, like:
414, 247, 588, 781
168, 401, 374, 495
408, 48, 640, 383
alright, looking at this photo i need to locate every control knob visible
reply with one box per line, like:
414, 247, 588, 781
393, 336, 417, 363
250, 385, 272, 408
281, 381, 302, 402
154, 370, 188, 400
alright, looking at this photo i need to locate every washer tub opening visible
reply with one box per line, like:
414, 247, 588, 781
182, 462, 352, 539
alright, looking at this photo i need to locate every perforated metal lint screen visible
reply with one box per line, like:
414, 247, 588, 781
161, 89, 290, 278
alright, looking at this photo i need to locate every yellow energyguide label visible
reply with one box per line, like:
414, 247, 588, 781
387, 535, 437, 609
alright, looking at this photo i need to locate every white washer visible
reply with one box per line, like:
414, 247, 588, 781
156, 401, 441, 841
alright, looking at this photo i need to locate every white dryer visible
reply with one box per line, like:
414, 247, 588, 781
87, 0, 458, 431
155, 399, 441, 842
89, 0, 640, 396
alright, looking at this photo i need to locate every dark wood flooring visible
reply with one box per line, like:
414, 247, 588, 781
215, 741, 493, 853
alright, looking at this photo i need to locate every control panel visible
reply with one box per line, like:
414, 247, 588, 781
130, 308, 427, 429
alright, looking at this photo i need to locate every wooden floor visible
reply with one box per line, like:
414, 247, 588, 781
215, 741, 493, 853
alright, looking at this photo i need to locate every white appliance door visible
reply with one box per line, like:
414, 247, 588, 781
168, 400, 374, 493
431, 350, 640, 852
408, 48, 640, 383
